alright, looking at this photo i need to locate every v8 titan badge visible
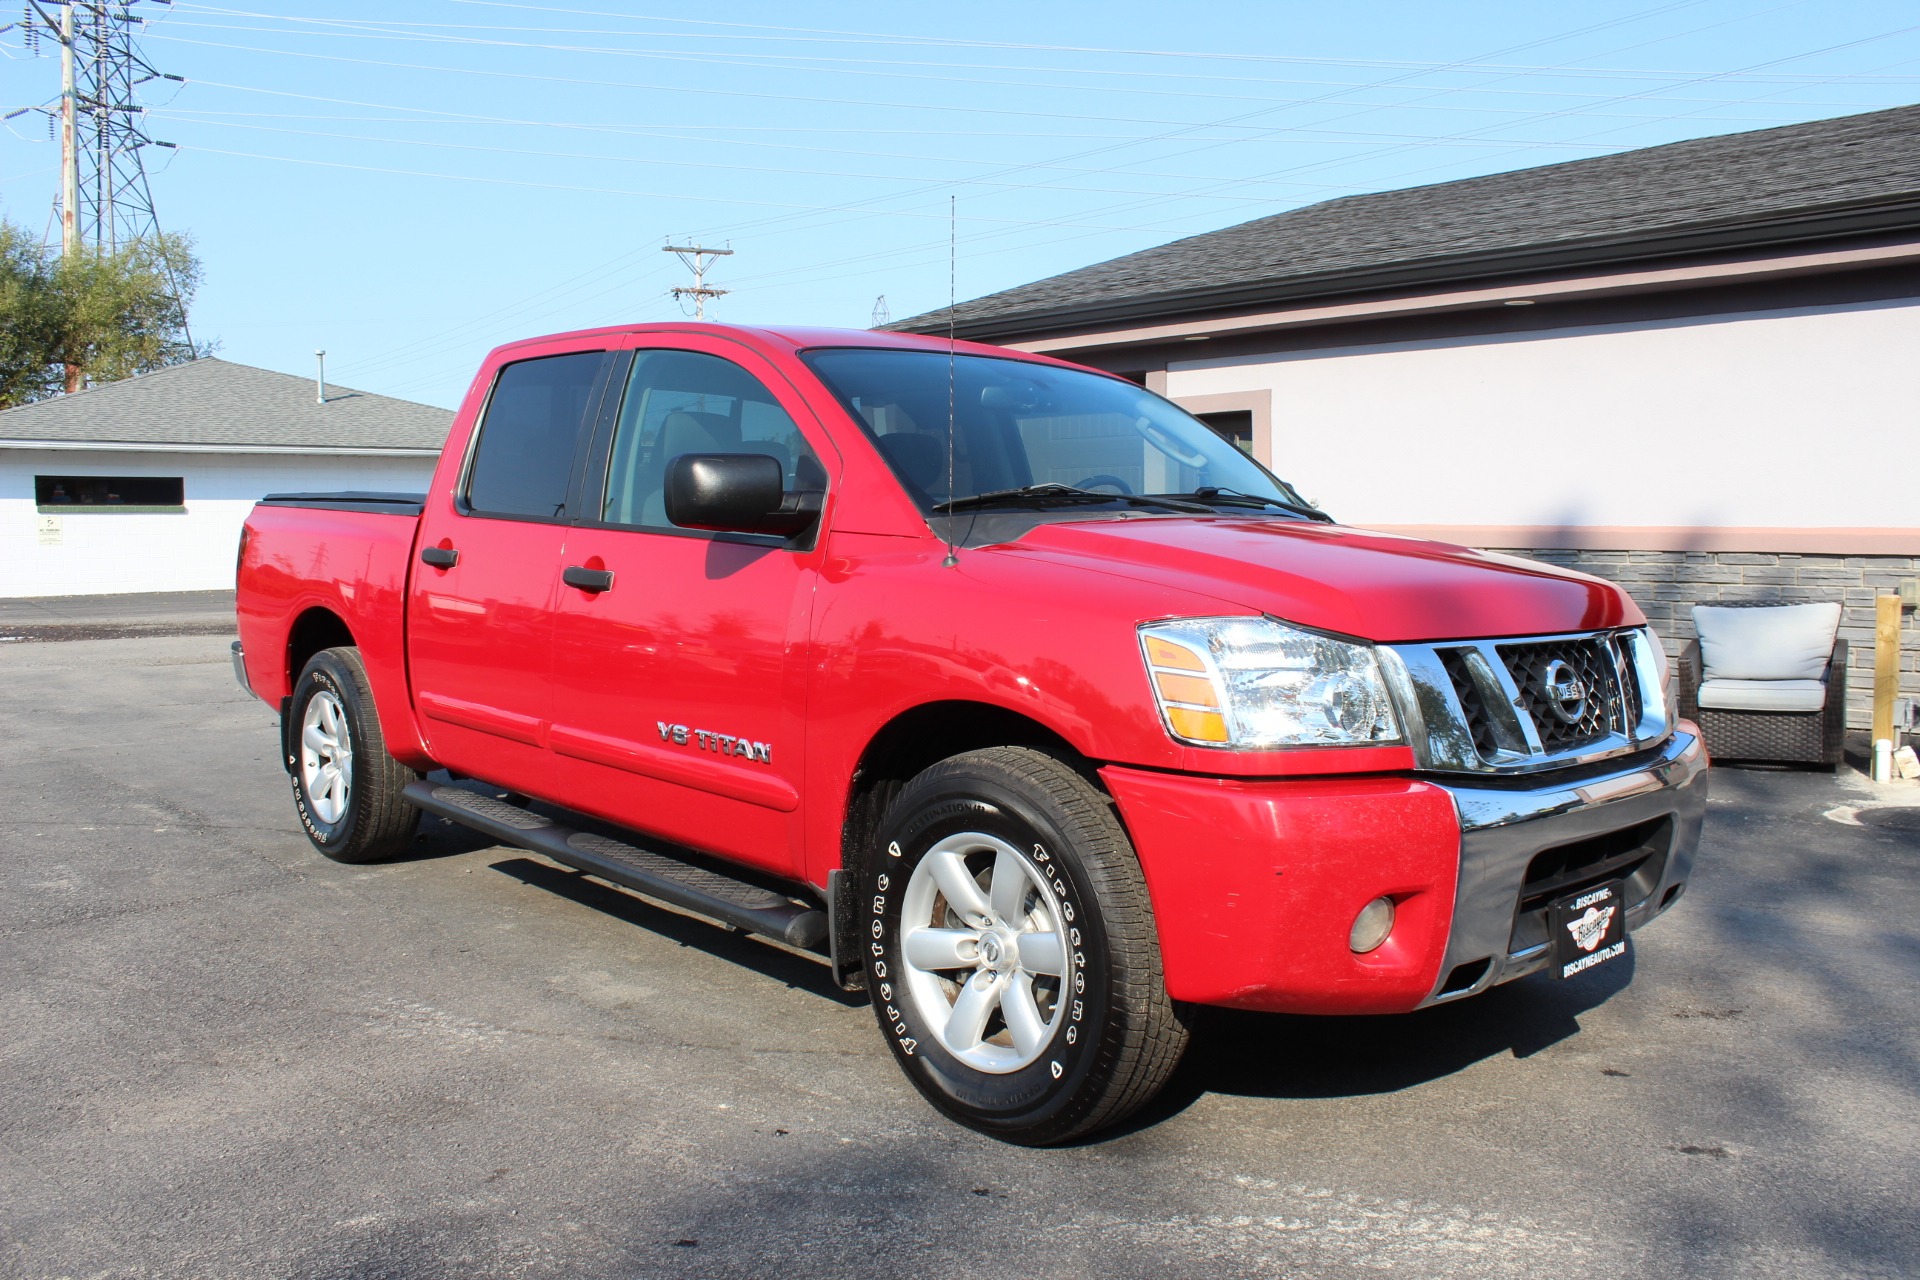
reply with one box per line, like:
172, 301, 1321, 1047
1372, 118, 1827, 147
1549, 879, 1627, 979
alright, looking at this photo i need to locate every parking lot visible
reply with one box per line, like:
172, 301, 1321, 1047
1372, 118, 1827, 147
3, 627, 1918, 1280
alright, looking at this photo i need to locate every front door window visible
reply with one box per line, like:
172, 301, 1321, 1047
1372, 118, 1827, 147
545, 343, 831, 876
601, 348, 824, 530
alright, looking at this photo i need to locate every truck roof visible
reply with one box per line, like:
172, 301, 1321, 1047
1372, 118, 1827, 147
483, 321, 1086, 369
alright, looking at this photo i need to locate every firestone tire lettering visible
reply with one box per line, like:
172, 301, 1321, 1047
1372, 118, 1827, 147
860, 746, 1188, 1146
287, 647, 420, 865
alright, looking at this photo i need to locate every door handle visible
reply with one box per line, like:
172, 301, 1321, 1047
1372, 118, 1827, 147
563, 566, 614, 593
420, 545, 459, 568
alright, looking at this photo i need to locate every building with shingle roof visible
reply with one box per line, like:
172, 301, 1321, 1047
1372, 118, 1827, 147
0, 357, 450, 453
898, 103, 1920, 342
2, 359, 451, 597
897, 104, 1920, 731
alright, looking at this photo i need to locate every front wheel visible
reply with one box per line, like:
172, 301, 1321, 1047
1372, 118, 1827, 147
864, 747, 1187, 1144
287, 646, 419, 863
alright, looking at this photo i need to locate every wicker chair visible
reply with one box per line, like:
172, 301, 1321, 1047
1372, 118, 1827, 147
1678, 601, 1847, 768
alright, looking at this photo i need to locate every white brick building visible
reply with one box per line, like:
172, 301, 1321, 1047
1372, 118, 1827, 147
0, 359, 449, 597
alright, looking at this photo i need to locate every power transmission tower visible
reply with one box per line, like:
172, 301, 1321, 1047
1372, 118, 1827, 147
12, 1, 192, 389
15, 2, 185, 256
663, 242, 732, 320
871, 295, 890, 327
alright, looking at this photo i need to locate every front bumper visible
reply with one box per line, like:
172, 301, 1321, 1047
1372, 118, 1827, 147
1101, 727, 1707, 1015
1418, 727, 1706, 1006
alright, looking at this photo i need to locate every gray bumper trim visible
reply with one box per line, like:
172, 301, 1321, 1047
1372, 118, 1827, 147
1418, 730, 1708, 1006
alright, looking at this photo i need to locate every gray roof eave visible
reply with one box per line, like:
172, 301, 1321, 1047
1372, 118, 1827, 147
899, 188, 1920, 342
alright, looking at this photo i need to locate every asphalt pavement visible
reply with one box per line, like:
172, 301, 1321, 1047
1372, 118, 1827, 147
3, 632, 1918, 1279
0, 591, 236, 642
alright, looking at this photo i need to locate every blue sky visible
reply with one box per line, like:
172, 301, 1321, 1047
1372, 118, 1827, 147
5, 1, 1919, 408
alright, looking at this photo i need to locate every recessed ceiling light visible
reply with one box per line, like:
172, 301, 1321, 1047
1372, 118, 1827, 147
1504, 299, 1536, 307
1183, 334, 1210, 341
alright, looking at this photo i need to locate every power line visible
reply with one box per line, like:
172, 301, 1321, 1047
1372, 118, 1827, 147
175, 143, 1220, 232
741, 20, 1920, 312
152, 18, 1880, 138
151, 12, 1920, 111
697, 2, 1884, 302
134, 0, 1906, 261
152, 114, 1631, 194
658, 0, 1740, 270
420, 0, 1920, 79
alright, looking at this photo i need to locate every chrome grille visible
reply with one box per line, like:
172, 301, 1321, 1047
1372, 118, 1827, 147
1438, 649, 1501, 758
1497, 638, 1620, 752
1380, 628, 1669, 775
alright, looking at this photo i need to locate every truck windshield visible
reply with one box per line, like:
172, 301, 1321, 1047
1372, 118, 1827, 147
802, 348, 1321, 521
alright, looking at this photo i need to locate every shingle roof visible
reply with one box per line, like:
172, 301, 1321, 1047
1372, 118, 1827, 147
897, 103, 1920, 340
0, 358, 452, 451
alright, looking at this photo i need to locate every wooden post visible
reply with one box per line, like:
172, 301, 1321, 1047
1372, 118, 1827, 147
1873, 593, 1902, 745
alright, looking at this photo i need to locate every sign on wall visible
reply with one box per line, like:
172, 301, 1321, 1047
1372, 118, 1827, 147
36, 515, 61, 547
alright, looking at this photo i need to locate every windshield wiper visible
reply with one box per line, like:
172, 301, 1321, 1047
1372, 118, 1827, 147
1159, 486, 1334, 522
932, 483, 1211, 515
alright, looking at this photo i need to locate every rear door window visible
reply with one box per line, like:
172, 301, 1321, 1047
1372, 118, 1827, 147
465, 351, 606, 520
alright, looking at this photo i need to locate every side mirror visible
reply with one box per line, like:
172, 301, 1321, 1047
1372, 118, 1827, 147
664, 453, 821, 538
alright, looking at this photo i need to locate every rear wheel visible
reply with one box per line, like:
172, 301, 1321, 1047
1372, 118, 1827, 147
288, 646, 419, 863
864, 746, 1187, 1145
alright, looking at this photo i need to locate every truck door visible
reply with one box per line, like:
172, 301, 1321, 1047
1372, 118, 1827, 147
543, 338, 836, 877
407, 347, 611, 792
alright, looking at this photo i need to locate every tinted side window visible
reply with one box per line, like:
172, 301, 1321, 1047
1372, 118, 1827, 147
466, 351, 604, 519
601, 349, 823, 529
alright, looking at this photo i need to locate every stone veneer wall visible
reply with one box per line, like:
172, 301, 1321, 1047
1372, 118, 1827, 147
1489, 549, 1920, 732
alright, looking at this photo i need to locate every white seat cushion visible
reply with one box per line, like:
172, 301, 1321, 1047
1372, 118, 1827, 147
1693, 603, 1841, 682
1697, 678, 1827, 713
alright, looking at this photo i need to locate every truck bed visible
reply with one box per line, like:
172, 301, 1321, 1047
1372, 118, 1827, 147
235, 493, 432, 768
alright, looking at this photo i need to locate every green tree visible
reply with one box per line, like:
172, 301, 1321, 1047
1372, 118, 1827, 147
0, 216, 205, 407
0, 220, 60, 406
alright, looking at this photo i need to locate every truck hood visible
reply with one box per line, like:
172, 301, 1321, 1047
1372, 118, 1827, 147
1004, 518, 1639, 643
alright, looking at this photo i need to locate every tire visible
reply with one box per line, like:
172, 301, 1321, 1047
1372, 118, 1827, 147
287, 646, 419, 864
863, 746, 1187, 1145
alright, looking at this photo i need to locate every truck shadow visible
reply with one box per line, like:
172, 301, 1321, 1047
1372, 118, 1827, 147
387, 810, 506, 862
1107, 957, 1636, 1138
481, 815, 1638, 1123
488, 854, 868, 1008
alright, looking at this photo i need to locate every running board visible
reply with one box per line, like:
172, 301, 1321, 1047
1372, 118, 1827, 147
403, 780, 828, 949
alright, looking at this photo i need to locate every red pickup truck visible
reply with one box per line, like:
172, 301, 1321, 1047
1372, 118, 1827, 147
235, 323, 1707, 1144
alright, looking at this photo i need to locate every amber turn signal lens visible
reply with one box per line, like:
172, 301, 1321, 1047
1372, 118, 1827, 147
1152, 671, 1219, 709
1165, 706, 1230, 743
1143, 635, 1207, 672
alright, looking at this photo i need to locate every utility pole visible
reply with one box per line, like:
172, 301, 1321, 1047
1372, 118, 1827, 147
58, 3, 80, 392
663, 243, 732, 320
59, 3, 77, 258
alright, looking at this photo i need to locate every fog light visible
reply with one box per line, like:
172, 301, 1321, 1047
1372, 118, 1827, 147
1349, 897, 1395, 953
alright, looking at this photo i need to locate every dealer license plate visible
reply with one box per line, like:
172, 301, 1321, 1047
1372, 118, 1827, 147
1549, 880, 1627, 979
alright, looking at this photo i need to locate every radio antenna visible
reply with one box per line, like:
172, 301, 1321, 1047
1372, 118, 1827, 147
942, 195, 960, 569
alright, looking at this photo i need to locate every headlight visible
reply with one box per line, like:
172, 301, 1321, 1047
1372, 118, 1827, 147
1139, 616, 1401, 749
